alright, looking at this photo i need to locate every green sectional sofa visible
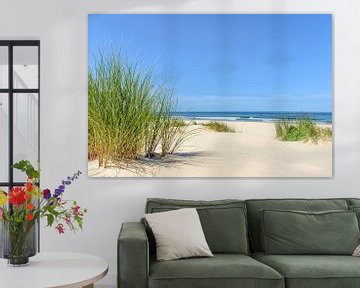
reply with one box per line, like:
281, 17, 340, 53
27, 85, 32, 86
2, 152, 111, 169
118, 198, 360, 288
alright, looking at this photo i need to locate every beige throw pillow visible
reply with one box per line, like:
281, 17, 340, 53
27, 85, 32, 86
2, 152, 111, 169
145, 208, 213, 261
353, 244, 360, 256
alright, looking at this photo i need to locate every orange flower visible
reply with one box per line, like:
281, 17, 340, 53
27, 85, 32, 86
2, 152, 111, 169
24, 193, 31, 200
26, 203, 34, 210
25, 182, 33, 192
26, 214, 33, 221
9, 187, 26, 205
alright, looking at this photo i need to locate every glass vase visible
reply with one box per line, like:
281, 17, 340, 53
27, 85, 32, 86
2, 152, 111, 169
0, 220, 37, 266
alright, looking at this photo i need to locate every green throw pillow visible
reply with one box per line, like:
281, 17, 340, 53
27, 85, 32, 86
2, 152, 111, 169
261, 209, 360, 255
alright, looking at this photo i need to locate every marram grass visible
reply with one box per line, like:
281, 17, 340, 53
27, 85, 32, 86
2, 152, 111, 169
274, 118, 332, 143
202, 121, 235, 133
88, 50, 197, 167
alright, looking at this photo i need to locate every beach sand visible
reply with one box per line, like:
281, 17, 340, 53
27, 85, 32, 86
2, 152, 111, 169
88, 121, 332, 177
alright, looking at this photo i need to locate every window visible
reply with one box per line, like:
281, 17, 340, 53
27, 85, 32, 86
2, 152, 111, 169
0, 41, 40, 190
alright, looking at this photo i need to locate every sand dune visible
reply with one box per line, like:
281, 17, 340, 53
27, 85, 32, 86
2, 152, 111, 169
88, 121, 332, 177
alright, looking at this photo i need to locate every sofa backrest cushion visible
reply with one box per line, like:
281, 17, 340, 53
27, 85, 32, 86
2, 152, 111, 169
261, 209, 359, 255
246, 198, 349, 252
145, 198, 249, 254
347, 199, 360, 228
348, 198, 360, 207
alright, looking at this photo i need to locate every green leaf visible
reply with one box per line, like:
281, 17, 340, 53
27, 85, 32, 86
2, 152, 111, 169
48, 206, 60, 217
47, 214, 54, 227
12, 160, 40, 180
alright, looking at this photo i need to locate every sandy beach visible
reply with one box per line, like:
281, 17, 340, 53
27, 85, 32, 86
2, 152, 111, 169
88, 121, 332, 177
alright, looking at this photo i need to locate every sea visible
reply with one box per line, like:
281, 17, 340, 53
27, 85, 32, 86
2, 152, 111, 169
172, 111, 332, 124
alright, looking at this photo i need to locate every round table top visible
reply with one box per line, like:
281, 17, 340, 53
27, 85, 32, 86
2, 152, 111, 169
0, 252, 108, 288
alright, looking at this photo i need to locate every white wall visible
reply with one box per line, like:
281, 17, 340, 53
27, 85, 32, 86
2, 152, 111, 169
0, 106, 8, 182
1, 0, 360, 286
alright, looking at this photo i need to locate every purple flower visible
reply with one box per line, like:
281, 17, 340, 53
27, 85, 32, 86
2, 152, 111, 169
54, 189, 63, 198
54, 171, 82, 199
43, 189, 51, 200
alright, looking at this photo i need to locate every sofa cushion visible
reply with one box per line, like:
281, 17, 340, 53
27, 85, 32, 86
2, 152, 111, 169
146, 198, 249, 254
348, 205, 360, 228
246, 198, 349, 252
145, 208, 213, 261
252, 252, 360, 288
346, 199, 360, 229
261, 209, 359, 255
149, 254, 284, 288
347, 198, 360, 207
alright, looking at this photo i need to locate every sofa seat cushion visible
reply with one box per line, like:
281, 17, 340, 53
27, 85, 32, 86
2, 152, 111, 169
252, 252, 360, 288
149, 254, 284, 288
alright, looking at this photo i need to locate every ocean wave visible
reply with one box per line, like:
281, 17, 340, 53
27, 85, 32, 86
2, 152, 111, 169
184, 116, 239, 121
172, 113, 332, 124
236, 117, 266, 122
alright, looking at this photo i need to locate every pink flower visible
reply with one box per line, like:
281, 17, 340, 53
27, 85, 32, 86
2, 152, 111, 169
0, 208, 3, 220
56, 223, 65, 234
72, 205, 80, 215
65, 214, 71, 225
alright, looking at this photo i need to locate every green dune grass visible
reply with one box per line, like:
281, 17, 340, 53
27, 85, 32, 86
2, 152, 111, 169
202, 121, 235, 133
88, 50, 197, 167
275, 118, 332, 143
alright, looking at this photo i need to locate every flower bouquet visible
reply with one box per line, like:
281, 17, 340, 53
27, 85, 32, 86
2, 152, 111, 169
0, 160, 87, 266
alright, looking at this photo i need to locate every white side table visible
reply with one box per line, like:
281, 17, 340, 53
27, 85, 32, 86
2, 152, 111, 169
0, 252, 108, 288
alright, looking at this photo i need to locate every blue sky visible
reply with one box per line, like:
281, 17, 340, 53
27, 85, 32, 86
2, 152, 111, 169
89, 14, 332, 112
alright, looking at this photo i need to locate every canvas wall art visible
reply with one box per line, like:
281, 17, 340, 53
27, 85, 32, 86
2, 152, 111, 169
88, 14, 332, 177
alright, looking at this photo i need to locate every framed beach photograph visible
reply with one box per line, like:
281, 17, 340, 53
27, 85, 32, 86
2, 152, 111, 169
88, 14, 333, 177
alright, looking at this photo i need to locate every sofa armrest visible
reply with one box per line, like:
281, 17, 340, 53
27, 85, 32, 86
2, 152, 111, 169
118, 222, 149, 288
